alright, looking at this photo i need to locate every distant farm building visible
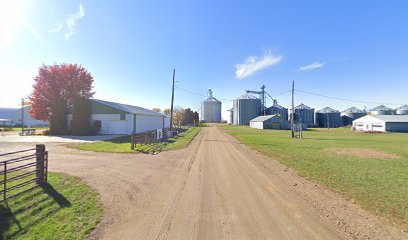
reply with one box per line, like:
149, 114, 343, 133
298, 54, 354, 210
233, 93, 261, 125
341, 107, 367, 126
200, 89, 222, 123
315, 107, 342, 128
67, 99, 170, 135
249, 115, 290, 130
352, 115, 408, 132
294, 103, 315, 128
0, 106, 48, 127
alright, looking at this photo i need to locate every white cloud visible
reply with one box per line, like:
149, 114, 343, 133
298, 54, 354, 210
235, 52, 283, 79
48, 22, 63, 33
64, 4, 85, 40
298, 62, 324, 72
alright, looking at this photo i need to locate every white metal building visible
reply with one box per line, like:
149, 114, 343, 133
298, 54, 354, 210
250, 115, 290, 130
67, 99, 170, 135
0, 106, 48, 127
352, 115, 408, 132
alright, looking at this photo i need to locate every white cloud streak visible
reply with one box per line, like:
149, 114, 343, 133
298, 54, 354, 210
48, 22, 63, 33
64, 4, 85, 40
235, 52, 283, 79
298, 62, 324, 72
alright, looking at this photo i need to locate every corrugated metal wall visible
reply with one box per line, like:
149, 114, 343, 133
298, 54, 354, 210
233, 99, 261, 125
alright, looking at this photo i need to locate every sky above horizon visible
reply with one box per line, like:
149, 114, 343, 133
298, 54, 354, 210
1, 0, 407, 119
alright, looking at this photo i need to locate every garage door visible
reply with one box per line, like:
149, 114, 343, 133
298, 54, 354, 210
108, 121, 127, 134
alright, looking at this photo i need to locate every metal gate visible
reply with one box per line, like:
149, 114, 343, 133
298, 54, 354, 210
0, 144, 48, 202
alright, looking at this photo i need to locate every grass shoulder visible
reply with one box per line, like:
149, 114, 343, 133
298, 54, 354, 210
218, 125, 408, 226
71, 126, 202, 154
0, 172, 102, 240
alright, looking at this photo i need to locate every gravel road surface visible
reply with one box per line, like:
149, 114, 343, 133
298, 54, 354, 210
0, 126, 405, 239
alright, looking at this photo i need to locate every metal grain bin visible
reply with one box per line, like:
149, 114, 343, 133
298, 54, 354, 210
294, 103, 315, 128
369, 105, 394, 115
341, 107, 367, 126
233, 93, 261, 125
201, 89, 222, 123
266, 100, 289, 121
228, 108, 234, 124
315, 107, 342, 128
396, 105, 408, 115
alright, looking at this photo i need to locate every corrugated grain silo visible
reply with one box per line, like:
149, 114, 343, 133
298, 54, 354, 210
233, 93, 261, 125
200, 89, 222, 123
266, 100, 288, 121
294, 103, 315, 128
396, 105, 408, 115
369, 105, 394, 115
315, 107, 342, 128
341, 107, 367, 126
228, 108, 234, 124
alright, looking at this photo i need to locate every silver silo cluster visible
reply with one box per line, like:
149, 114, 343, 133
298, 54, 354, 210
315, 107, 342, 128
233, 93, 261, 125
266, 100, 289, 121
200, 89, 222, 123
341, 107, 367, 126
396, 105, 408, 115
369, 105, 394, 115
294, 103, 315, 128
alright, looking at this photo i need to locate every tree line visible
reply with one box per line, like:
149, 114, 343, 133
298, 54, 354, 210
152, 107, 199, 126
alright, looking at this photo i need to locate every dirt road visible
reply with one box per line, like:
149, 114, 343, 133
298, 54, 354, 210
1, 126, 405, 239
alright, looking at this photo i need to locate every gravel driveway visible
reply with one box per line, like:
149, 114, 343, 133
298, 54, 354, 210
0, 127, 405, 240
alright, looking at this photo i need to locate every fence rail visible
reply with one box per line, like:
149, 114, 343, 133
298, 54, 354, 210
0, 144, 48, 202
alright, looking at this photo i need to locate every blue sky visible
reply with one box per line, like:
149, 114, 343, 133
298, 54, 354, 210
1, 0, 407, 119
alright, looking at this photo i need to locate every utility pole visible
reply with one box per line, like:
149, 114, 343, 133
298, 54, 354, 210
21, 98, 24, 135
291, 80, 295, 138
170, 69, 175, 131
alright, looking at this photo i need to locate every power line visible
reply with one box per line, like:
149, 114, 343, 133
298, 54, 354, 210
295, 89, 405, 106
175, 85, 234, 101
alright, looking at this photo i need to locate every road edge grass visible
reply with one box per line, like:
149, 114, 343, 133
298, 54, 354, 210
0, 172, 103, 240
69, 126, 202, 154
218, 125, 408, 227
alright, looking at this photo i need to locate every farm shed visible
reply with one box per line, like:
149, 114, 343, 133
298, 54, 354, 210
352, 115, 408, 132
67, 99, 170, 135
250, 115, 290, 130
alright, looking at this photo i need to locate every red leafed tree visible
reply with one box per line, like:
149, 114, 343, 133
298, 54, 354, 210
29, 64, 94, 120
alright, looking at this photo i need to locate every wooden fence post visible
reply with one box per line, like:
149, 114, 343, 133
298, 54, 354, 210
36, 144, 45, 185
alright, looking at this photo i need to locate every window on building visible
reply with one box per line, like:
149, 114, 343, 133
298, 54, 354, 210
120, 114, 126, 120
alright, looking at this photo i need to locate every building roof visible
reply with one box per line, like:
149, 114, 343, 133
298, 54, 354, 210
317, 107, 339, 113
268, 101, 287, 110
397, 105, 408, 110
236, 93, 259, 100
342, 107, 365, 114
203, 96, 221, 103
295, 103, 312, 110
250, 114, 282, 122
370, 105, 393, 111
370, 115, 408, 123
93, 99, 166, 117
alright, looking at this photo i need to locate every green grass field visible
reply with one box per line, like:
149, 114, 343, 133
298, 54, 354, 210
0, 172, 102, 240
72, 127, 202, 154
219, 125, 408, 225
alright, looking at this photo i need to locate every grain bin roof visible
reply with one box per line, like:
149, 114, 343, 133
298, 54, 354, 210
397, 105, 408, 110
370, 105, 393, 111
203, 96, 221, 103
236, 93, 259, 100
269, 102, 286, 110
295, 103, 312, 110
341, 107, 365, 114
371, 115, 408, 123
317, 107, 339, 113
